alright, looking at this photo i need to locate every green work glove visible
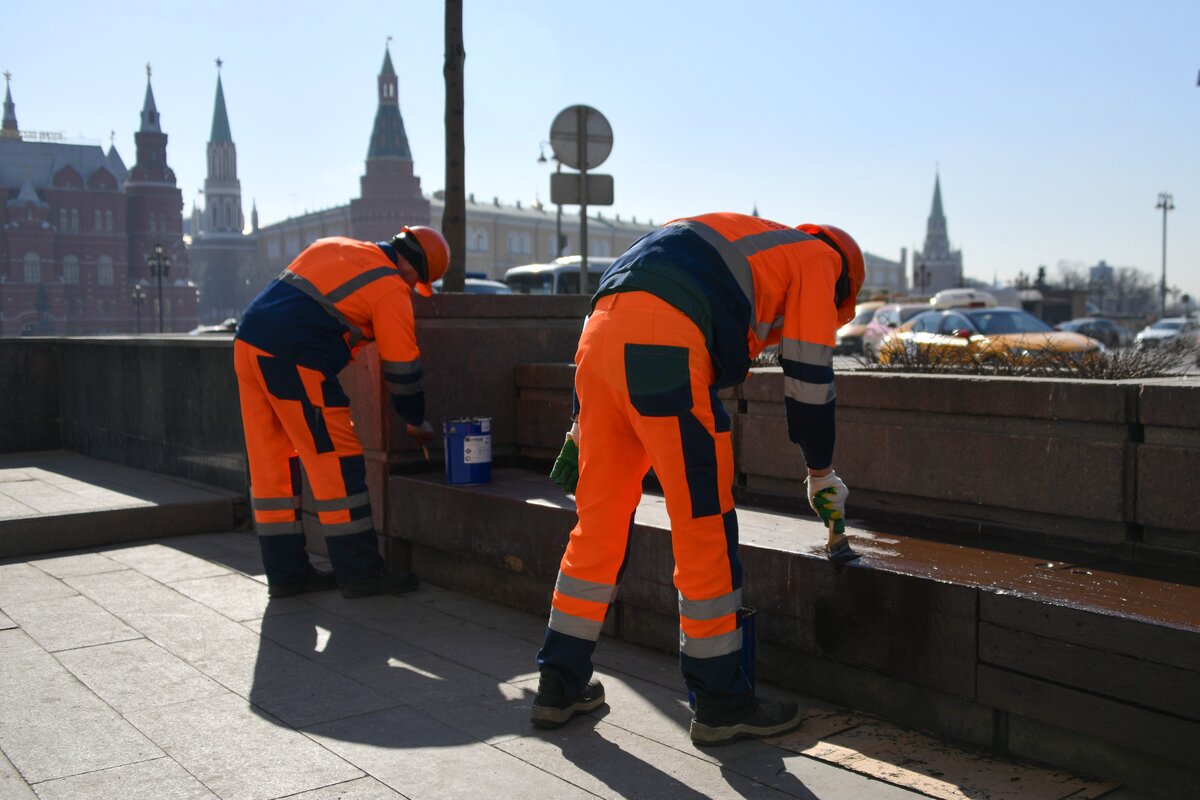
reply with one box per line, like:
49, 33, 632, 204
550, 433, 579, 494
806, 470, 848, 535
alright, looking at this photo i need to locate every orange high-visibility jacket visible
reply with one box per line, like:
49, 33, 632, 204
592, 213, 842, 467
236, 236, 426, 424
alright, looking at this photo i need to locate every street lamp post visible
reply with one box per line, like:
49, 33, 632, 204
131, 283, 146, 334
146, 243, 171, 333
1155, 192, 1174, 318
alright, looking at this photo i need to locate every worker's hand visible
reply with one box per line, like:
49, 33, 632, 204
549, 430, 579, 494
405, 420, 435, 447
568, 419, 580, 446
806, 470, 848, 535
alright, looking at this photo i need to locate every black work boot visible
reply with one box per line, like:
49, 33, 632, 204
340, 570, 421, 599
530, 669, 606, 729
267, 568, 339, 599
689, 696, 802, 746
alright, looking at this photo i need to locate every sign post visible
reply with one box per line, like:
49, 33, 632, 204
549, 105, 613, 293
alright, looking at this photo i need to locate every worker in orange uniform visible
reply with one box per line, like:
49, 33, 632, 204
531, 213, 865, 746
233, 227, 449, 599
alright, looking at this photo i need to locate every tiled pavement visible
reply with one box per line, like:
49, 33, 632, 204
0, 529, 1146, 800
0, 454, 1145, 799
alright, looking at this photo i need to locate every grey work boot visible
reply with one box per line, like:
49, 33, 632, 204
690, 696, 802, 746
530, 670, 606, 729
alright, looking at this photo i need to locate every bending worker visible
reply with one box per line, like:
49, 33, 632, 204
532, 212, 865, 746
234, 228, 449, 599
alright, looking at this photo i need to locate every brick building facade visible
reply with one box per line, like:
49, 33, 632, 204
0, 69, 195, 335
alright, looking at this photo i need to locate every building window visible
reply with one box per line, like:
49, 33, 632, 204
70, 209, 79, 232
507, 232, 523, 256
520, 233, 532, 256
60, 209, 67, 230
105, 210, 113, 232
476, 230, 488, 252
267, 238, 281, 259
98, 256, 114, 286
94, 210, 102, 231
62, 255, 80, 284
465, 226, 476, 252
23, 253, 40, 283
589, 239, 611, 257
149, 215, 156, 233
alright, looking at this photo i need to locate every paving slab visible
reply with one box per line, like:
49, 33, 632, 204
126, 694, 363, 800
173, 571, 309, 622
282, 777, 407, 799
0, 747, 37, 799
304, 704, 597, 800
28, 551, 128, 579
55, 638, 229, 714
0, 451, 242, 558
2, 593, 141, 652
0, 562, 79, 608
0, 628, 161, 783
104, 542, 234, 583
30, 756, 219, 800
0, 610, 15, 630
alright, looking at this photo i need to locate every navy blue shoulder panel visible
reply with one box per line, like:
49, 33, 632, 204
235, 280, 352, 374
594, 226, 752, 388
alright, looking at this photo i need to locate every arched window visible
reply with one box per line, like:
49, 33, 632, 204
98, 256, 114, 286
59, 209, 67, 230
70, 209, 79, 231
520, 233, 532, 255
476, 230, 489, 252
23, 253, 40, 284
62, 255, 80, 284
94, 210, 102, 231
507, 232, 520, 255
105, 210, 113, 232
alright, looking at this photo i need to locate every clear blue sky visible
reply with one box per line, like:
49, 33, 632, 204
6, 1, 1199, 299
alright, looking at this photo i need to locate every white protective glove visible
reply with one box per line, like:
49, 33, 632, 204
806, 470, 848, 535
405, 420, 435, 447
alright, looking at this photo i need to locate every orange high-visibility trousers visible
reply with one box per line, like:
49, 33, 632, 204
538, 291, 748, 704
234, 339, 383, 586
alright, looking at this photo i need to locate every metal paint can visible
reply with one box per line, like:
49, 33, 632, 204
443, 417, 492, 485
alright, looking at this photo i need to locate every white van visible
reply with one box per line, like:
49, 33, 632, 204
503, 256, 616, 295
929, 288, 997, 310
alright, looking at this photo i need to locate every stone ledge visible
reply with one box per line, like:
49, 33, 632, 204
387, 467, 1200, 799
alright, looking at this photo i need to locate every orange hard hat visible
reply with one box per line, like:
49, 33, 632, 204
797, 223, 865, 326
391, 225, 450, 297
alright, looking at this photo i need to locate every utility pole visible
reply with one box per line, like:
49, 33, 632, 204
442, 0, 467, 292
1156, 192, 1174, 317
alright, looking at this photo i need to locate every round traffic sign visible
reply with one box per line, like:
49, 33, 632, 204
549, 105, 613, 170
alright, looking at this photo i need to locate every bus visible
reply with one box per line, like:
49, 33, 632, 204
503, 256, 616, 295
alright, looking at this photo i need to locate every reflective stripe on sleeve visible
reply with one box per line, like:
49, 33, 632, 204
555, 572, 619, 605
678, 588, 742, 621
679, 627, 742, 658
784, 375, 836, 405
548, 607, 605, 641
382, 359, 424, 396
780, 338, 834, 367
255, 520, 303, 536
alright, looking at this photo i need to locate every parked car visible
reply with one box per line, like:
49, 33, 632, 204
879, 307, 1102, 366
861, 303, 930, 360
835, 301, 884, 355
1134, 317, 1200, 350
188, 318, 238, 335
431, 277, 513, 294
1055, 317, 1130, 349
503, 256, 616, 295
